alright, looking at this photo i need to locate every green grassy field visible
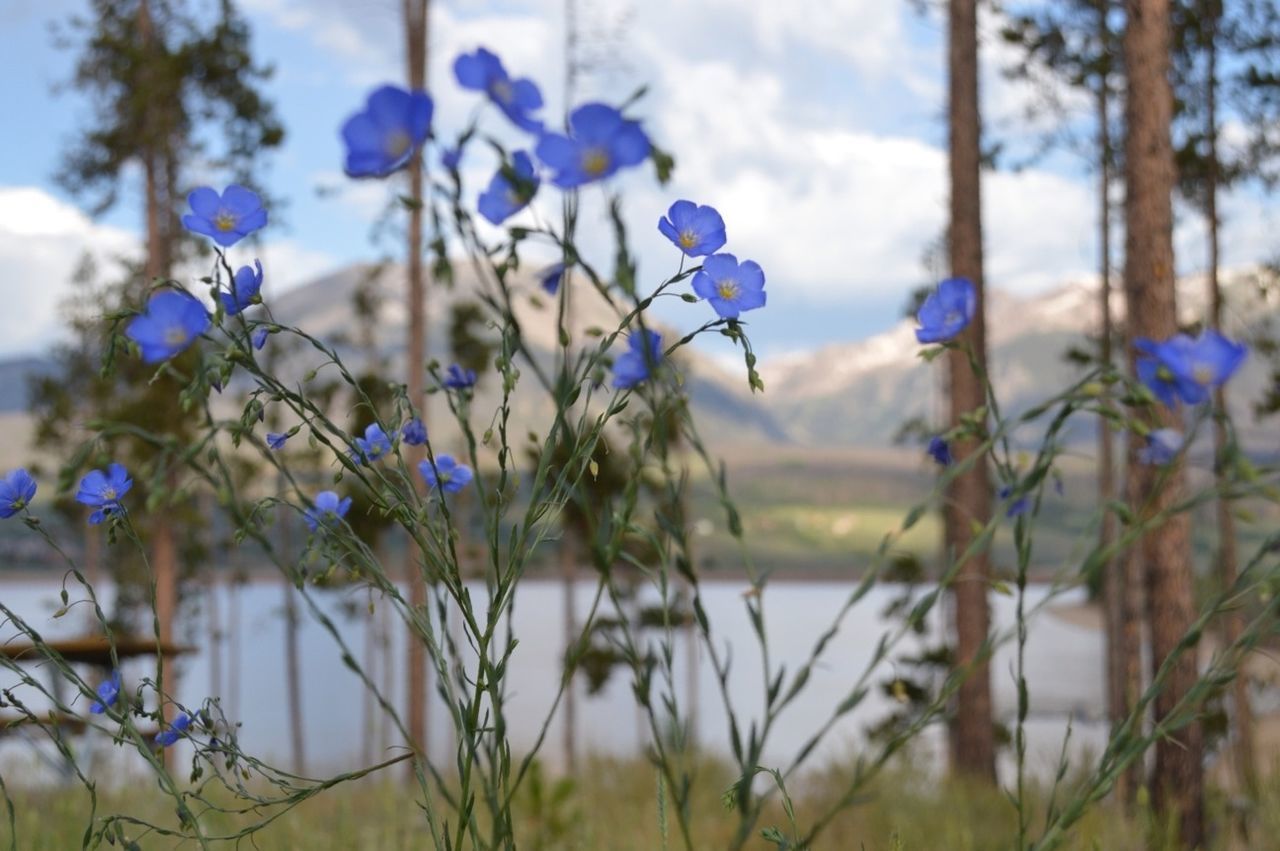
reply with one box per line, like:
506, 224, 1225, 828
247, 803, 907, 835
5, 752, 1276, 849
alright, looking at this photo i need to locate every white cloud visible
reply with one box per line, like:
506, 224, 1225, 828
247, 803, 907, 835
256, 238, 341, 293
0, 187, 136, 355
0, 186, 339, 357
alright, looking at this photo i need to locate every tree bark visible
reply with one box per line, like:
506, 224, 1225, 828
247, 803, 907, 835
280, 493, 307, 775
560, 533, 578, 772
137, 0, 180, 771
1096, 2, 1146, 806
1202, 0, 1256, 794
1122, 0, 1204, 842
402, 0, 431, 767
946, 0, 996, 782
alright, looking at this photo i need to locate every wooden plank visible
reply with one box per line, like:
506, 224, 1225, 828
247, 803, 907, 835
0, 635, 193, 665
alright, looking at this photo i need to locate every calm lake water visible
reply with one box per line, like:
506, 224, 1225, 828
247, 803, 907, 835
1, 575, 1107, 782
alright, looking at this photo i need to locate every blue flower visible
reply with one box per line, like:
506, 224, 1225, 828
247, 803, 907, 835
443, 364, 477, 389
534, 103, 650, 188
441, 147, 463, 171
266, 432, 289, 450
155, 712, 191, 747
1139, 428, 1183, 466
998, 485, 1030, 519
539, 263, 566, 295
401, 418, 428, 446
76, 464, 132, 525
927, 436, 951, 467
305, 490, 352, 531
691, 254, 766, 320
915, 277, 976, 344
182, 185, 267, 247
1135, 330, 1248, 407
418, 455, 473, 493
252, 328, 269, 350
0, 468, 37, 518
341, 85, 434, 179
220, 260, 263, 316
126, 290, 211, 363
478, 151, 540, 225
453, 47, 544, 132
90, 671, 121, 714
353, 423, 392, 464
612, 330, 663, 389
658, 200, 726, 258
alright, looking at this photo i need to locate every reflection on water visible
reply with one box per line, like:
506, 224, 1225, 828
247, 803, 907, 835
1, 575, 1107, 781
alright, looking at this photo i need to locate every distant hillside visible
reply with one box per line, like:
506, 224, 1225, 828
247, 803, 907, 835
0, 357, 55, 414
1, 265, 1276, 452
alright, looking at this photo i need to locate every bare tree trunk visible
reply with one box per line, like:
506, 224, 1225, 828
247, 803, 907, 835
1123, 1, 1204, 841
1202, 2, 1256, 795
137, 0, 179, 771
280, 499, 307, 775
946, 0, 996, 781
228, 576, 241, 721
402, 0, 431, 766
1096, 4, 1145, 805
560, 536, 578, 772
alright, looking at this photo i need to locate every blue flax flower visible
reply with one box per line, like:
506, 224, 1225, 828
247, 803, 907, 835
252, 328, 269, 350
182, 185, 267, 247
478, 151, 540, 225
90, 671, 121, 714
155, 712, 191, 748
443, 364, 477, 389
539, 263, 566, 295
535, 103, 650, 188
1136, 330, 1247, 407
453, 47, 544, 132
691, 254, 766, 320
1139, 428, 1183, 466
441, 147, 462, 171
658, 200, 726, 258
305, 491, 352, 532
266, 432, 289, 450
353, 423, 392, 464
401, 418, 427, 446
418, 455, 473, 493
220, 260, 263, 315
76, 464, 132, 525
915, 277, 976, 344
612, 330, 663, 389
998, 485, 1030, 519
341, 85, 434, 178
127, 290, 210, 363
927, 437, 951, 467
0, 468, 37, 518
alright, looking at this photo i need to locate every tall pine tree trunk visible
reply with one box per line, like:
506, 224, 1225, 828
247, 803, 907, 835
946, 0, 995, 781
1203, 1, 1255, 794
402, 0, 431, 765
138, 0, 180, 771
1097, 3, 1145, 805
1122, 0, 1204, 841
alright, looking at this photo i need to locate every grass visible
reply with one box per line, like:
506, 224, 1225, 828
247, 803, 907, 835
5, 750, 1277, 849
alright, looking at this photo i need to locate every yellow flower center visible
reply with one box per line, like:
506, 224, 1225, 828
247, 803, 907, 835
716, 279, 740, 301
165, 326, 190, 347
489, 79, 513, 104
582, 147, 610, 177
385, 130, 412, 159
1193, 363, 1214, 385
678, 230, 698, 250
102, 487, 116, 501
214, 212, 237, 232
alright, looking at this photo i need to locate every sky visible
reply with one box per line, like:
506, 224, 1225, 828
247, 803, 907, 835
2, 0, 1278, 363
